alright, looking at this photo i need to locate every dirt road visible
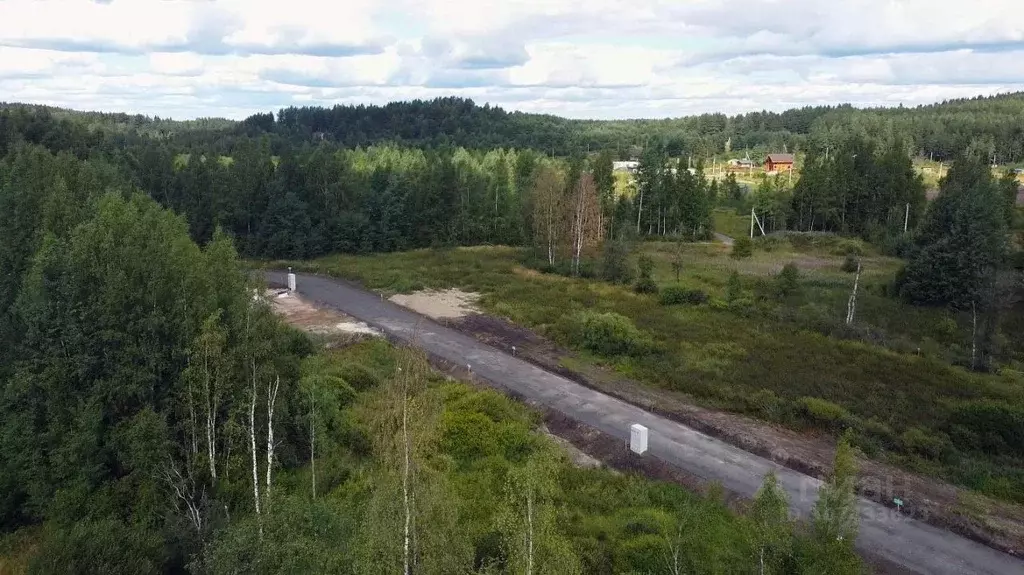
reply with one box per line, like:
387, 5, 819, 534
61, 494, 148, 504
265, 270, 1024, 575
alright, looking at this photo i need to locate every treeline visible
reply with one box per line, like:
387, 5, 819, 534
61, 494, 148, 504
236, 93, 1024, 160
9, 91, 1024, 163
791, 137, 928, 237
1, 106, 716, 267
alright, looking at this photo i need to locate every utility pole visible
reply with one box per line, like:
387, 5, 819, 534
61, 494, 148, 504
904, 203, 910, 233
750, 207, 755, 239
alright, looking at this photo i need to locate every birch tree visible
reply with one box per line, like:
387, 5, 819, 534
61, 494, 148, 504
750, 472, 792, 575
532, 164, 567, 266
499, 448, 581, 575
569, 173, 602, 276
355, 350, 471, 574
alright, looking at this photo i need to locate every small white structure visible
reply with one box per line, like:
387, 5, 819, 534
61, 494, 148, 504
612, 160, 640, 173
287, 269, 297, 292
630, 423, 648, 455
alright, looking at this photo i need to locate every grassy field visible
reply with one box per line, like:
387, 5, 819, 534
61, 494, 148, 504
713, 208, 750, 240
273, 238, 1024, 503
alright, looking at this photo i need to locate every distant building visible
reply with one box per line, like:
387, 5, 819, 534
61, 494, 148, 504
765, 153, 795, 172
728, 158, 754, 168
612, 160, 640, 173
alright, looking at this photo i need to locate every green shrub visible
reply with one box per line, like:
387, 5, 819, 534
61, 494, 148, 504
731, 236, 753, 259
950, 400, 1024, 456
602, 241, 633, 284
900, 427, 952, 460
776, 262, 801, 296
840, 254, 860, 273
562, 311, 654, 357
339, 363, 381, 391
633, 255, 658, 294
725, 271, 743, 302
746, 388, 785, 420
30, 520, 163, 575
391, 277, 425, 293
659, 286, 709, 306
833, 239, 865, 257
799, 397, 852, 429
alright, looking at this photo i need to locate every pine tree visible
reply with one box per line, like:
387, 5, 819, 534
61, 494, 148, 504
899, 154, 1007, 309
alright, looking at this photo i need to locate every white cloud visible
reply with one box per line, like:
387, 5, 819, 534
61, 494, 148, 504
1, 0, 1023, 119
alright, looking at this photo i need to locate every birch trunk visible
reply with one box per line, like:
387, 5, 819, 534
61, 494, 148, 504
203, 348, 217, 480
187, 363, 198, 460
636, 188, 644, 234
265, 375, 280, 514
310, 387, 316, 499
402, 372, 411, 575
846, 262, 862, 325
249, 358, 262, 537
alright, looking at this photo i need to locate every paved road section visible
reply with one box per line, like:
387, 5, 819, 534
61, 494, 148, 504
265, 270, 1024, 575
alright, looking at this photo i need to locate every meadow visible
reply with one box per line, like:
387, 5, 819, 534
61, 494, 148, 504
273, 236, 1024, 504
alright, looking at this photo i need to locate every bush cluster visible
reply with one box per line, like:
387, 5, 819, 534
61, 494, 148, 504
561, 310, 655, 357
633, 255, 658, 294
730, 236, 753, 259
659, 286, 709, 306
840, 253, 860, 273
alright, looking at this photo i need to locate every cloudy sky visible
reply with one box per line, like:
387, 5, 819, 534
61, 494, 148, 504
2, 0, 1023, 120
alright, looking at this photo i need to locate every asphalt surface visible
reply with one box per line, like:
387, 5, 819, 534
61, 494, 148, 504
266, 270, 1024, 575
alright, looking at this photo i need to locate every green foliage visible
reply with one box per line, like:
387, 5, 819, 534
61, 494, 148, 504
799, 397, 853, 429
751, 472, 793, 574
899, 154, 1008, 309
792, 137, 925, 238
776, 262, 801, 296
28, 520, 164, 575
950, 400, 1024, 457
659, 285, 709, 306
811, 432, 860, 545
601, 240, 633, 284
561, 311, 654, 358
633, 255, 658, 294
731, 236, 753, 258
840, 253, 860, 273
725, 271, 744, 302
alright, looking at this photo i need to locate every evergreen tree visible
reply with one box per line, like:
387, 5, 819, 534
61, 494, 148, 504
899, 154, 1007, 309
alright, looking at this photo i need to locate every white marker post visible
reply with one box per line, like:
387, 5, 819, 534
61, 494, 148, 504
630, 423, 648, 455
287, 267, 297, 292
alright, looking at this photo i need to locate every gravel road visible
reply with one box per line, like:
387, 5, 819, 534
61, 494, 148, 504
265, 270, 1024, 575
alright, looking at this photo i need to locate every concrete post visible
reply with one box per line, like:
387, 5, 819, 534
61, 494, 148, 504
287, 267, 296, 292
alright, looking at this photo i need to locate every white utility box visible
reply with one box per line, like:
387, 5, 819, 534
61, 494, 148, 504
630, 423, 648, 454
287, 273, 297, 292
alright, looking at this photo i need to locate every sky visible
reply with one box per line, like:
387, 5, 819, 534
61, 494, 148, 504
2, 0, 1023, 121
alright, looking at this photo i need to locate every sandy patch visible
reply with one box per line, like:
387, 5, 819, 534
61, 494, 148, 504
268, 290, 381, 337
389, 289, 481, 320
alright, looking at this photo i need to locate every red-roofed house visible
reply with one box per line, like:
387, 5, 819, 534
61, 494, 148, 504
765, 153, 794, 173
